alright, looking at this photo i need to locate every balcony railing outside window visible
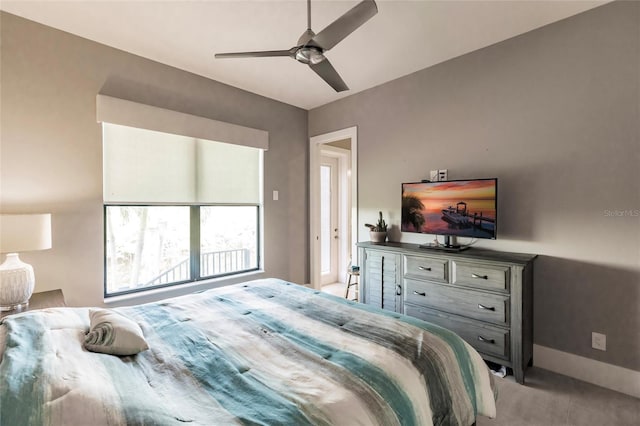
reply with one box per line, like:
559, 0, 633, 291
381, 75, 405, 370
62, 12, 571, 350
145, 249, 251, 287
105, 205, 259, 296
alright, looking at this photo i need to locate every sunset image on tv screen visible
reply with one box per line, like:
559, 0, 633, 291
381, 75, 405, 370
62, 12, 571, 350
401, 179, 497, 239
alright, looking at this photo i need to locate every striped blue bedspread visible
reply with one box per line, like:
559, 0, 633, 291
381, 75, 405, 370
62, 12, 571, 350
0, 278, 496, 425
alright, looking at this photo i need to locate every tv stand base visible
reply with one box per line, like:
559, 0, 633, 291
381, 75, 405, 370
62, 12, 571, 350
418, 244, 470, 252
419, 235, 470, 252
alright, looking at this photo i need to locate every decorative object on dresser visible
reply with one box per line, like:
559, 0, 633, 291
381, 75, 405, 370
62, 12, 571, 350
365, 211, 388, 243
357, 241, 536, 384
0, 214, 52, 311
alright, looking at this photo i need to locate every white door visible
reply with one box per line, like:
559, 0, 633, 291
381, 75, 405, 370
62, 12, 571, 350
309, 126, 358, 291
320, 155, 339, 284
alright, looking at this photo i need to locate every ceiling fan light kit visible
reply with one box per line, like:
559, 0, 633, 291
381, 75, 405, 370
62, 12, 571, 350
295, 46, 325, 65
215, 0, 378, 92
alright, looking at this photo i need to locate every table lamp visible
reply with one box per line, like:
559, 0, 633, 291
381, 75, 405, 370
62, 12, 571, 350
0, 214, 52, 311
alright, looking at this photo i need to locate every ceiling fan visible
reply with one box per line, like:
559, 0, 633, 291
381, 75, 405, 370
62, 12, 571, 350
215, 0, 378, 92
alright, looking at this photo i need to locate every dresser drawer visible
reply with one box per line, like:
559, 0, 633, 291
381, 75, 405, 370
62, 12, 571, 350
452, 261, 510, 292
404, 255, 448, 282
404, 279, 510, 326
405, 304, 510, 360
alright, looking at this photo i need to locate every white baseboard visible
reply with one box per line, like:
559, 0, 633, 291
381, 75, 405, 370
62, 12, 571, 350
533, 344, 640, 398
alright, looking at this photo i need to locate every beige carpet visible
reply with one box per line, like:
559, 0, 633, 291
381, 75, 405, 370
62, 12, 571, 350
479, 367, 639, 425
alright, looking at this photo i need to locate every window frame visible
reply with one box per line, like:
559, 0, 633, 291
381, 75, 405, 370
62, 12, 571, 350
103, 203, 261, 298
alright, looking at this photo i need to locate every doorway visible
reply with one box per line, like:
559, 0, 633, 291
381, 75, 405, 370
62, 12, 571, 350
320, 154, 339, 285
309, 127, 357, 291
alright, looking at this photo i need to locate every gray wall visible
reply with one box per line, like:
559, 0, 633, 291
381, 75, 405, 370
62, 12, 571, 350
0, 12, 308, 307
310, 1, 639, 371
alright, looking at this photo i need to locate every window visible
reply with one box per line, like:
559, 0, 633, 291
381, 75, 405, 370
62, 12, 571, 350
102, 123, 262, 297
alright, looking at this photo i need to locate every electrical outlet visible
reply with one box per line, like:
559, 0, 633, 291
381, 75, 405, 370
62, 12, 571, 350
438, 169, 448, 181
592, 332, 606, 351
273, 190, 279, 201
430, 170, 439, 181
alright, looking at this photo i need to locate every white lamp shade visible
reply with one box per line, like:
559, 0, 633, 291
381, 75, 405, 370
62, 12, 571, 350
0, 214, 52, 253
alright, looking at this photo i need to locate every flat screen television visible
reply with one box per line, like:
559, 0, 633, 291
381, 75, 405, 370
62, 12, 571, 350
401, 178, 497, 249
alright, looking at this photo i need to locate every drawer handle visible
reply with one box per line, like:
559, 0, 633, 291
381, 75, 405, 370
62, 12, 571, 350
471, 273, 488, 280
413, 290, 426, 297
477, 335, 495, 344
418, 266, 432, 271
478, 304, 496, 311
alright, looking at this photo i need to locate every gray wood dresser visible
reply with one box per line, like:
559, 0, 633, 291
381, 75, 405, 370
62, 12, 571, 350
357, 242, 536, 384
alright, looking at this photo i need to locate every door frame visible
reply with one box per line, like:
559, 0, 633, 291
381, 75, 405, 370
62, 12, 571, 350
310, 126, 358, 290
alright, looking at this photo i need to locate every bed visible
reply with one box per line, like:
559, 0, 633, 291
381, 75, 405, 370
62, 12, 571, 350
0, 278, 496, 425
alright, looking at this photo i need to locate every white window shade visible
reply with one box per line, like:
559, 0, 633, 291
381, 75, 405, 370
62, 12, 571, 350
103, 124, 262, 204
196, 139, 262, 204
103, 124, 196, 203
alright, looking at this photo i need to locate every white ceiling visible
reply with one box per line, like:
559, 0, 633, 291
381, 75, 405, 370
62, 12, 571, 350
1, 0, 608, 110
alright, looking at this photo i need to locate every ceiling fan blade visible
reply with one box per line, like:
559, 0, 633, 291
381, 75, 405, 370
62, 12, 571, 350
215, 49, 294, 59
311, 0, 378, 51
309, 59, 349, 92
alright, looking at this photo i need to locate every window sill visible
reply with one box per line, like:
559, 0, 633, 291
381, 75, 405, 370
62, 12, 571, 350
103, 270, 265, 307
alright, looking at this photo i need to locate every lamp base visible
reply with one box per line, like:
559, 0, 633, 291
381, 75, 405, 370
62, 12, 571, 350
0, 253, 35, 311
0, 300, 29, 312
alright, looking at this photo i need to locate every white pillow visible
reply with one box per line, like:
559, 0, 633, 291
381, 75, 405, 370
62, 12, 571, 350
84, 308, 149, 356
